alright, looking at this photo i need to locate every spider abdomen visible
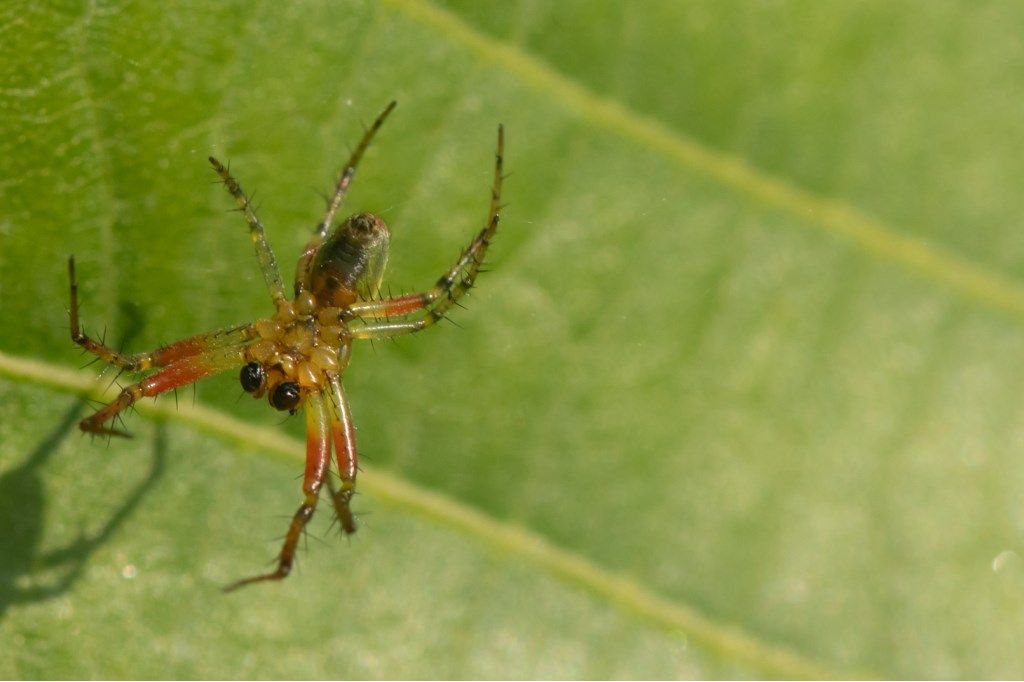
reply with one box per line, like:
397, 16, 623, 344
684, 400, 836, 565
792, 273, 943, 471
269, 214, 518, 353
308, 213, 390, 308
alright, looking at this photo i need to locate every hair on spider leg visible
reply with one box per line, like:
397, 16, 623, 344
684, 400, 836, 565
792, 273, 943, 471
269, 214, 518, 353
323, 514, 343, 538
84, 396, 106, 410
270, 510, 296, 525
311, 185, 333, 211
290, 552, 304, 579
303, 523, 329, 549
358, 114, 378, 137
350, 508, 372, 533
78, 356, 102, 371
115, 335, 131, 358
326, 512, 366, 544
254, 551, 285, 573
226, 202, 248, 216
98, 324, 109, 347
104, 368, 126, 393
273, 411, 299, 429
56, 314, 81, 336
441, 315, 464, 330
111, 409, 133, 436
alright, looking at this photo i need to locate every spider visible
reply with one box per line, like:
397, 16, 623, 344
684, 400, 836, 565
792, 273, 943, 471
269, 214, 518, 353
66, 101, 504, 592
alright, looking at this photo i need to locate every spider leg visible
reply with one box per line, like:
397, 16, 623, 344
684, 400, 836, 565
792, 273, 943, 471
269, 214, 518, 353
327, 375, 359, 534
223, 390, 332, 592
69, 256, 256, 371
207, 156, 287, 307
294, 101, 397, 295
79, 346, 247, 437
346, 124, 504, 340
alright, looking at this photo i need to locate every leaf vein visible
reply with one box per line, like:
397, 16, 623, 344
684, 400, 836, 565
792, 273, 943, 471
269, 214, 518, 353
0, 349, 866, 680
386, 0, 1024, 319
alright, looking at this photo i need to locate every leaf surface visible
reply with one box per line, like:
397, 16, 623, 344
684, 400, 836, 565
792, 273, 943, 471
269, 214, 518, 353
2, 1, 1024, 677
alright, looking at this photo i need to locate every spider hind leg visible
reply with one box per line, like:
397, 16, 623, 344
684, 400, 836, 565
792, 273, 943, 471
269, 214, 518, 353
223, 391, 332, 592
327, 376, 359, 534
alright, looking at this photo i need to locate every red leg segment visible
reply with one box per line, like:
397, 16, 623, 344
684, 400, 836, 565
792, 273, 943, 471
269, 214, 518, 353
328, 376, 359, 534
223, 390, 332, 592
80, 347, 246, 437
69, 256, 255, 371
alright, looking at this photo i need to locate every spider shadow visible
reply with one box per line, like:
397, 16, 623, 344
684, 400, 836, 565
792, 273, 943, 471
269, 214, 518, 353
0, 303, 167, 621
0, 401, 169, 621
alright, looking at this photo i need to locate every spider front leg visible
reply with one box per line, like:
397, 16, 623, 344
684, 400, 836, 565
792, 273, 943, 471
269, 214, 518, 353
223, 391, 332, 593
79, 346, 247, 437
68, 256, 255, 372
294, 101, 397, 295
347, 124, 504, 340
207, 156, 287, 307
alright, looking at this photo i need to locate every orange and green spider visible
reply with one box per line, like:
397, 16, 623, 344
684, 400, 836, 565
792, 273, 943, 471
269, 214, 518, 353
67, 101, 504, 591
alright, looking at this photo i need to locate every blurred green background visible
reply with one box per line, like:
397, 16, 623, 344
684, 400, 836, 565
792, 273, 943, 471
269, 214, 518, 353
3, 0, 1024, 678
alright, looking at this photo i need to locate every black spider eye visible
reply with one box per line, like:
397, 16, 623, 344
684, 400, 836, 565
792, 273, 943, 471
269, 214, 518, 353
270, 382, 301, 412
239, 362, 265, 393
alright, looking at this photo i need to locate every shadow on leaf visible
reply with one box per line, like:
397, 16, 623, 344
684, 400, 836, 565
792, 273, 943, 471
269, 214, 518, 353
0, 401, 168, 620
0, 301, 167, 619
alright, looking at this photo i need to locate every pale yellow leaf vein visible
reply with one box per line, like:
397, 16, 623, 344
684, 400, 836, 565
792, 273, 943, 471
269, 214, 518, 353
0, 350, 867, 680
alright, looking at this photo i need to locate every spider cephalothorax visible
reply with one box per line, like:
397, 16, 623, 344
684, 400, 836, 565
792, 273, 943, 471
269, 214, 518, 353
240, 290, 351, 408
67, 101, 504, 590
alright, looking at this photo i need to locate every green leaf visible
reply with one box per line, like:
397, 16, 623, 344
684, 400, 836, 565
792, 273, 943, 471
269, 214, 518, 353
2, 0, 1023, 677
